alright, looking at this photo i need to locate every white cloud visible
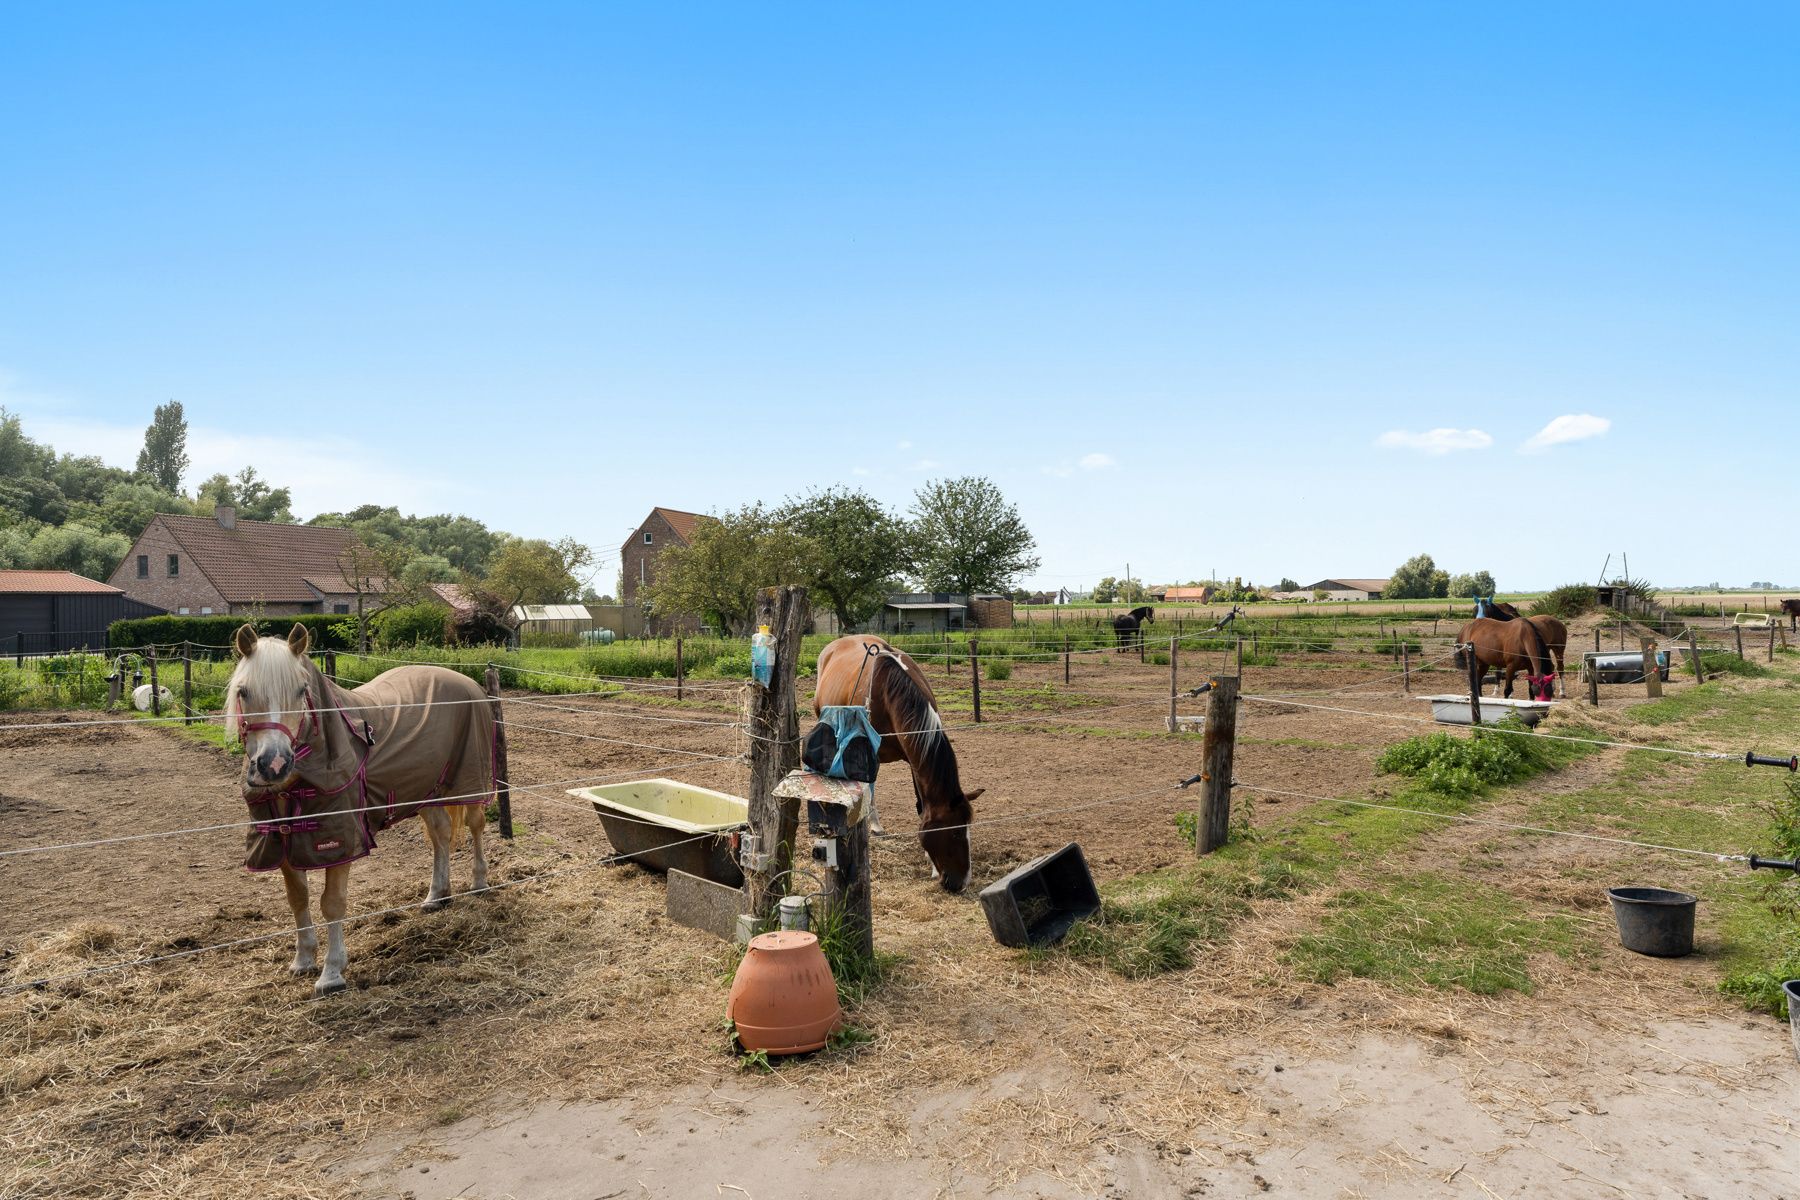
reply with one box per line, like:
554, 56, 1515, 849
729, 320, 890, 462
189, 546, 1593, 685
1077, 452, 1117, 471
897, 439, 913, 451
1521, 413, 1611, 453
1374, 428, 1494, 455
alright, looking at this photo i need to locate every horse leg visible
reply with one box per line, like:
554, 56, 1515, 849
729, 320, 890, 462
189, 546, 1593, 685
280, 864, 318, 977
468, 805, 489, 891
315, 865, 350, 997
1502, 664, 1516, 698
421, 805, 454, 910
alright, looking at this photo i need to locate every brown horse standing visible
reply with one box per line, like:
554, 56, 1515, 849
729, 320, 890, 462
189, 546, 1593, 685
1453, 616, 1557, 700
814, 635, 982, 892
1485, 601, 1569, 697
1782, 598, 1800, 631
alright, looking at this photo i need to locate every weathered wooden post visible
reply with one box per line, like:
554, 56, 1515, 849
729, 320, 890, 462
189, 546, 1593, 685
484, 665, 513, 839
1642, 637, 1662, 698
1063, 633, 1071, 686
1196, 676, 1239, 854
1686, 629, 1702, 684
107, 666, 121, 709
1769, 622, 1778, 663
324, 648, 337, 683
147, 645, 162, 716
675, 634, 684, 701
182, 643, 194, 726
969, 637, 982, 723
14, 631, 21, 668
1466, 643, 1482, 725
1587, 656, 1600, 707
1735, 625, 1745, 660
1402, 641, 1411, 693
1166, 636, 1179, 732
745, 586, 808, 921
1594, 628, 1602, 653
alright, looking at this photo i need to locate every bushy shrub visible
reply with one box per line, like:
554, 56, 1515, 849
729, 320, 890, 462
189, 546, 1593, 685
985, 659, 1013, 681
373, 603, 452, 649
1375, 720, 1562, 797
109, 613, 354, 652
1532, 584, 1599, 620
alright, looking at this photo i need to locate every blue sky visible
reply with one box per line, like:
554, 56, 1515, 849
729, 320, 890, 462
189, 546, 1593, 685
3, 3, 1796, 592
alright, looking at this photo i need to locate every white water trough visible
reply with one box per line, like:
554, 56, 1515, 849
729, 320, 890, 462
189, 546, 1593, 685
1419, 694, 1553, 727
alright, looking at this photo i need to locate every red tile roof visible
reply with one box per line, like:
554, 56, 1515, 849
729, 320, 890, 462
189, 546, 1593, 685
652, 507, 706, 545
0, 570, 123, 595
153, 514, 370, 604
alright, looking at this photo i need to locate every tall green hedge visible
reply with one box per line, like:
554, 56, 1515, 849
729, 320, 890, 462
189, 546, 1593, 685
108, 613, 355, 652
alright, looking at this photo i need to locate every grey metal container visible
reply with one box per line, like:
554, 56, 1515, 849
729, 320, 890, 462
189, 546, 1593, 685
1784, 980, 1800, 1065
1607, 886, 1697, 957
1584, 652, 1671, 685
979, 842, 1101, 948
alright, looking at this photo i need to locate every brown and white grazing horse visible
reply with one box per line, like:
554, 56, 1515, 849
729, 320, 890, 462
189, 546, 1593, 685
226, 624, 494, 996
814, 635, 982, 893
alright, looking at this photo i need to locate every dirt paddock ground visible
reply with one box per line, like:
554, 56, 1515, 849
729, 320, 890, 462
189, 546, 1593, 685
3, 626, 1795, 1198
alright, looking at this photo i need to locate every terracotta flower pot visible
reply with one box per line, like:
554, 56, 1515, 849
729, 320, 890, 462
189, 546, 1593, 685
727, 930, 842, 1055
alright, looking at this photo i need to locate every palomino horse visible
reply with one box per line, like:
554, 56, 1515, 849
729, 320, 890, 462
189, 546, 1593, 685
1452, 615, 1556, 701
814, 634, 982, 893
226, 624, 494, 996
1475, 599, 1569, 697
1113, 606, 1155, 650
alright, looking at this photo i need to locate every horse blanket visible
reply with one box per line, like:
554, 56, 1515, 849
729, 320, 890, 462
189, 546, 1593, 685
243, 662, 495, 873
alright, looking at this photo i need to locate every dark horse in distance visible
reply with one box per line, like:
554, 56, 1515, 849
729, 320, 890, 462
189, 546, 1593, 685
1113, 606, 1155, 650
1782, 598, 1800, 631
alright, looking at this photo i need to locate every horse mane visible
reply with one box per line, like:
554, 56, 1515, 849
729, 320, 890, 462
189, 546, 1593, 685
224, 636, 314, 731
872, 652, 964, 804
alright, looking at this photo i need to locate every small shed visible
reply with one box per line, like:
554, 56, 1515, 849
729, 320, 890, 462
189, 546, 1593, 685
875, 599, 967, 635
0, 570, 166, 655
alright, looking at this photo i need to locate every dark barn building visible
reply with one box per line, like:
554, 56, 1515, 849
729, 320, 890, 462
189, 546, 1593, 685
0, 570, 166, 655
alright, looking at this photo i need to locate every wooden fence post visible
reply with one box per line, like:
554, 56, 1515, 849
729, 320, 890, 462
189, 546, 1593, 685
108, 667, 122, 708
1063, 633, 1071, 686
1196, 676, 1239, 854
1166, 636, 1179, 732
1769, 622, 1777, 663
1593, 628, 1601, 654
1402, 641, 1410, 693
1587, 657, 1600, 707
182, 643, 194, 726
14, 631, 21, 668
484, 665, 513, 839
1642, 637, 1662, 698
1466, 644, 1482, 725
147, 645, 162, 717
746, 586, 809, 921
1686, 630, 1702, 684
324, 649, 337, 683
1735, 626, 1745, 660
969, 637, 982, 723
675, 635, 684, 701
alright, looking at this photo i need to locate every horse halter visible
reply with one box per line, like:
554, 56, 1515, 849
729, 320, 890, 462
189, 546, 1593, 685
237, 687, 317, 763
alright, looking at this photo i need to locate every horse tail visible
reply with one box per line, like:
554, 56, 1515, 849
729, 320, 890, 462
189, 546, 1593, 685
1520, 615, 1552, 681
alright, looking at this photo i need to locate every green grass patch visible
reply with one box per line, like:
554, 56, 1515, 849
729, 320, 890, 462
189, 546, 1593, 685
1376, 716, 1594, 799
1290, 873, 1579, 995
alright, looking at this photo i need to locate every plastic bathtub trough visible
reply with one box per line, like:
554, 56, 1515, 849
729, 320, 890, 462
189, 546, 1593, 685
567, 777, 748, 887
1420, 695, 1552, 727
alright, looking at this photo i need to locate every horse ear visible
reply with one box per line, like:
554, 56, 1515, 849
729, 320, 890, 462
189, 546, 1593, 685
286, 623, 311, 656
963, 787, 984, 805
234, 624, 259, 658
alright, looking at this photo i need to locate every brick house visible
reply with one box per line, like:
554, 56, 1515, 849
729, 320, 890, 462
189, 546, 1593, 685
108, 505, 379, 616
619, 507, 708, 608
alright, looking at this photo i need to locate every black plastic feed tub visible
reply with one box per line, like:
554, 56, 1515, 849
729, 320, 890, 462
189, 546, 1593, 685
979, 842, 1101, 948
1607, 887, 1697, 957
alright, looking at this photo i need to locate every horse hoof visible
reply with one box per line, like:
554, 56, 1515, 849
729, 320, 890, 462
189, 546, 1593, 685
422, 897, 451, 913
290, 962, 317, 978
312, 979, 347, 998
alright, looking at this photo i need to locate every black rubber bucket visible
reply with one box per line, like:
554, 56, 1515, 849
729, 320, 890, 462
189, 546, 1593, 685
1607, 887, 1697, 957
1783, 980, 1800, 1065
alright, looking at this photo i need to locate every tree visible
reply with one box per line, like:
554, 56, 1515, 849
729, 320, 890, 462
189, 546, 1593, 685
1470, 570, 1497, 597
1386, 553, 1447, 600
485, 537, 594, 608
192, 467, 293, 523
1092, 577, 1118, 603
135, 401, 190, 493
778, 486, 909, 629
1278, 577, 1299, 592
335, 535, 418, 651
1448, 573, 1476, 598
0, 521, 131, 580
907, 476, 1040, 594
644, 504, 812, 634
